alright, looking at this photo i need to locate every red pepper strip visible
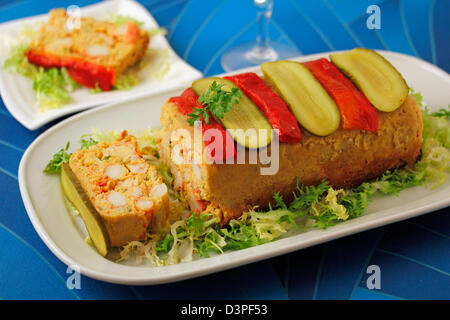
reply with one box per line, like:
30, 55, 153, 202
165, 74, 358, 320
303, 58, 378, 132
168, 87, 198, 115
26, 49, 116, 91
169, 88, 236, 161
224, 72, 302, 143
125, 21, 140, 44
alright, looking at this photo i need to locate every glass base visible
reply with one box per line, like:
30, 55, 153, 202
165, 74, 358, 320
221, 41, 300, 72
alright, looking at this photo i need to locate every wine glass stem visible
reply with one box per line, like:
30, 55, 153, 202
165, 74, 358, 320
255, 0, 273, 50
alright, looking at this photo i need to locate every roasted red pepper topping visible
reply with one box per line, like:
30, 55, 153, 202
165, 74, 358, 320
26, 49, 116, 91
169, 87, 199, 115
303, 58, 378, 132
169, 88, 236, 161
224, 72, 302, 143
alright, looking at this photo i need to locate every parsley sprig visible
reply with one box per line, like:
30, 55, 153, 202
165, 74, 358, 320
187, 81, 241, 126
43, 142, 72, 174
43, 137, 98, 175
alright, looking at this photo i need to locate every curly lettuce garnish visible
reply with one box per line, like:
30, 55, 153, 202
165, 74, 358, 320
411, 88, 450, 187
114, 73, 141, 90
85, 127, 159, 149
33, 67, 79, 109
109, 13, 144, 27
109, 12, 168, 38
3, 43, 35, 77
3, 44, 79, 110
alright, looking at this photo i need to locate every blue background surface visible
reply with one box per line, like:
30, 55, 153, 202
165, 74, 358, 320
0, 0, 449, 300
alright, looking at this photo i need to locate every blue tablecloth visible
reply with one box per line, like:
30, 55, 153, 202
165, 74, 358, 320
0, 0, 448, 300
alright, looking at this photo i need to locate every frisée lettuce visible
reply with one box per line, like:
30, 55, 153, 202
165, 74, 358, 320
3, 43, 79, 110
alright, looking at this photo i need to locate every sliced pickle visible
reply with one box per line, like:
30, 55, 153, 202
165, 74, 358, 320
192, 77, 273, 149
330, 48, 409, 112
61, 163, 111, 256
261, 60, 340, 136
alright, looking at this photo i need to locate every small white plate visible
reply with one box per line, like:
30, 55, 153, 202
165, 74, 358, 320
0, 0, 202, 130
19, 51, 450, 285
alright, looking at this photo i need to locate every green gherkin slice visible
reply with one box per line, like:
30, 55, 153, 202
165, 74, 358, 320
330, 48, 409, 112
261, 60, 341, 136
61, 163, 111, 257
192, 77, 273, 149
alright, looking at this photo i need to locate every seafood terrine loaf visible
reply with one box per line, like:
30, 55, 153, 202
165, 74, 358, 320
65, 132, 169, 248
26, 9, 149, 90
159, 95, 423, 225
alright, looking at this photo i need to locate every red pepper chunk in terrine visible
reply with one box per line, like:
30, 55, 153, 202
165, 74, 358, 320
224, 72, 302, 143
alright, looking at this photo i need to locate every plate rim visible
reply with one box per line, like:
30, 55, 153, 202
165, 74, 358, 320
18, 49, 450, 285
0, 0, 202, 130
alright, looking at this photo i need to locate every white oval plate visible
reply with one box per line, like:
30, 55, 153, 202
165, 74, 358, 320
19, 51, 450, 285
0, 0, 202, 130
